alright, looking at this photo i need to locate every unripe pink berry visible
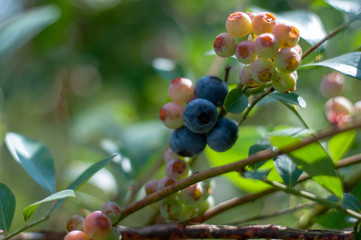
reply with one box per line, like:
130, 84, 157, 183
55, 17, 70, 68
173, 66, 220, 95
159, 102, 184, 129
293, 44, 303, 55
226, 12, 252, 37
272, 23, 300, 48
163, 148, 175, 163
213, 32, 237, 58
254, 33, 279, 58
324, 96, 354, 126
168, 77, 194, 103
165, 158, 190, 180
64, 230, 89, 240
83, 211, 112, 240
272, 71, 298, 93
157, 176, 176, 190
144, 179, 159, 195
319, 72, 345, 98
239, 64, 259, 88
179, 183, 204, 205
252, 12, 277, 35
100, 201, 121, 224
250, 58, 276, 84
65, 215, 84, 232
275, 47, 301, 73
235, 40, 257, 64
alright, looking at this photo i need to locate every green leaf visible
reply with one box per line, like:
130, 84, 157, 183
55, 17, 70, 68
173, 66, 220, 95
328, 130, 356, 163
325, 0, 361, 16
52, 155, 116, 211
206, 126, 270, 192
224, 88, 248, 114
300, 52, 361, 80
23, 190, 75, 222
5, 132, 56, 194
0, 5, 61, 60
268, 92, 307, 108
341, 193, 361, 212
248, 139, 272, 169
270, 129, 343, 198
242, 170, 270, 180
0, 182, 16, 234
274, 154, 303, 187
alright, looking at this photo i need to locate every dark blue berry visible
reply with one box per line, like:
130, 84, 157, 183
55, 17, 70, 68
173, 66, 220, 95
206, 118, 238, 152
194, 76, 228, 107
170, 126, 206, 157
183, 99, 218, 134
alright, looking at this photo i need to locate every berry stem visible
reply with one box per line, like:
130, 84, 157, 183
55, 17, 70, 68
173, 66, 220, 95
114, 121, 361, 224
238, 87, 274, 126
301, 12, 361, 60
224, 64, 231, 83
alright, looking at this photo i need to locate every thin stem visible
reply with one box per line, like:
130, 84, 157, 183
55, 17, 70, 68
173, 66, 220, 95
238, 87, 274, 126
281, 103, 310, 129
302, 12, 361, 60
224, 65, 231, 83
114, 121, 361, 224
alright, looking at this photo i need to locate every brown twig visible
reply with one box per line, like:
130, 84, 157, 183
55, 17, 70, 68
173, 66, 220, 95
118, 223, 354, 240
114, 121, 361, 224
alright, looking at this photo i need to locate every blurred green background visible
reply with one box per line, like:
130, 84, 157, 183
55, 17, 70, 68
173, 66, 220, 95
0, 0, 360, 234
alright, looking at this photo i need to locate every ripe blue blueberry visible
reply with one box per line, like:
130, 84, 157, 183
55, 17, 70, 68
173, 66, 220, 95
194, 76, 228, 107
169, 126, 206, 157
183, 99, 218, 134
206, 118, 238, 152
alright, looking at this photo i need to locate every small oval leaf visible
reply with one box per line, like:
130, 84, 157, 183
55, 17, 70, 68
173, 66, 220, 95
300, 52, 361, 80
328, 130, 356, 163
274, 154, 303, 187
23, 190, 75, 222
5, 132, 56, 194
224, 88, 248, 114
0, 182, 16, 234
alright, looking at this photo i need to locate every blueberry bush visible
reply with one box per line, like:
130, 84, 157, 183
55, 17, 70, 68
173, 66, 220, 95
1, 1, 361, 240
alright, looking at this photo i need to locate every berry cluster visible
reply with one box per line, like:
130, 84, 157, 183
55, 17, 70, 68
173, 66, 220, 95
213, 11, 302, 93
144, 149, 214, 221
64, 202, 121, 240
160, 76, 239, 157
320, 72, 361, 126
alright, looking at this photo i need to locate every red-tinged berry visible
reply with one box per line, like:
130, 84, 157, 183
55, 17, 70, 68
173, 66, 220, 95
144, 180, 159, 195
235, 40, 257, 64
226, 12, 252, 37
254, 33, 279, 58
157, 176, 176, 190
250, 58, 276, 84
239, 64, 259, 88
64, 230, 89, 240
324, 96, 354, 127
65, 215, 84, 232
83, 211, 112, 240
213, 32, 237, 58
168, 77, 194, 103
319, 72, 345, 98
272, 23, 300, 48
165, 158, 190, 180
272, 71, 298, 93
252, 12, 277, 35
275, 47, 301, 73
160, 196, 183, 220
159, 102, 184, 129
100, 201, 121, 224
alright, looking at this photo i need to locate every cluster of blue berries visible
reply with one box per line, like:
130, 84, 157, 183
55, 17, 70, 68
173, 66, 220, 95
160, 76, 239, 157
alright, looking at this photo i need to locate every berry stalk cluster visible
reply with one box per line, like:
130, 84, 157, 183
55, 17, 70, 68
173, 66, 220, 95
214, 11, 302, 93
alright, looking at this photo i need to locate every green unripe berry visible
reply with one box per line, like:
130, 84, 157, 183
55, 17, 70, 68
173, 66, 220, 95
213, 32, 237, 58
226, 12, 252, 37
254, 33, 279, 58
104, 227, 121, 240
275, 47, 301, 73
272, 71, 298, 93
235, 40, 257, 64
100, 201, 121, 224
196, 196, 215, 215
250, 58, 276, 84
160, 197, 183, 220
65, 215, 84, 232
